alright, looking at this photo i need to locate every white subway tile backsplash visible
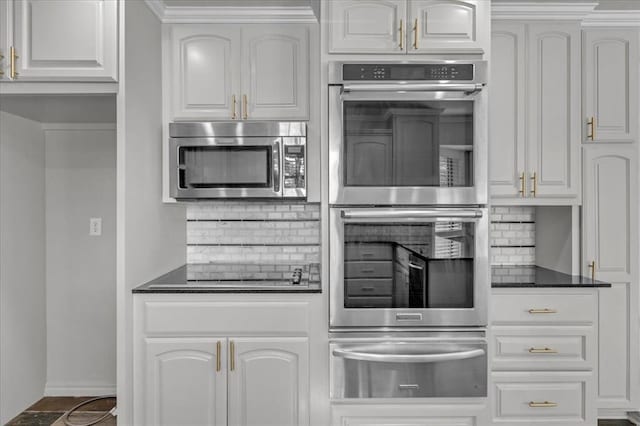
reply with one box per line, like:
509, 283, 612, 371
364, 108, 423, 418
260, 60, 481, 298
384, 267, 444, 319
490, 206, 536, 266
186, 202, 321, 264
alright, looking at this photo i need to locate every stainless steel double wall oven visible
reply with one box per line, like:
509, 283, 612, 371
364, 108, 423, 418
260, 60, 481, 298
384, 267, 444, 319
328, 61, 489, 400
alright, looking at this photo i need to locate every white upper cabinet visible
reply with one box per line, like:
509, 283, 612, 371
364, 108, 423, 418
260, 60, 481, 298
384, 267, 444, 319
489, 21, 580, 204
0, 1, 9, 80
489, 22, 526, 198
328, 0, 406, 53
583, 29, 639, 143
8, 0, 117, 81
327, 0, 487, 54
227, 337, 309, 426
527, 22, 581, 200
241, 26, 309, 120
168, 24, 309, 121
170, 26, 241, 121
409, 0, 487, 52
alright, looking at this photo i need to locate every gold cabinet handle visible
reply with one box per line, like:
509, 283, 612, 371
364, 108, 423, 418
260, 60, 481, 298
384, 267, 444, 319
230, 340, 235, 371
530, 172, 537, 197
413, 18, 418, 49
399, 19, 404, 50
216, 341, 221, 372
0, 52, 4, 76
10, 46, 18, 79
242, 94, 248, 120
518, 172, 526, 197
529, 347, 558, 354
587, 117, 595, 140
529, 401, 557, 408
231, 95, 237, 119
588, 260, 596, 281
528, 308, 557, 314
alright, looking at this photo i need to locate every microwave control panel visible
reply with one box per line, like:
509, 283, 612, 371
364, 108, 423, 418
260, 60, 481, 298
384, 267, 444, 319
284, 144, 305, 190
343, 63, 474, 81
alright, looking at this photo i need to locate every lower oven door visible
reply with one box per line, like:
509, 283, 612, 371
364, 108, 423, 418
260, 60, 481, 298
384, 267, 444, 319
330, 207, 489, 328
330, 333, 487, 399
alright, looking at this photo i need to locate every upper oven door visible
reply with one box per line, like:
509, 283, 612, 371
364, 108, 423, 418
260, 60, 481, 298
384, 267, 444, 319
169, 137, 282, 199
329, 207, 489, 328
328, 85, 488, 205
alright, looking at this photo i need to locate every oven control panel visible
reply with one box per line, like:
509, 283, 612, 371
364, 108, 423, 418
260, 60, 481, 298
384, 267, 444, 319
343, 63, 474, 81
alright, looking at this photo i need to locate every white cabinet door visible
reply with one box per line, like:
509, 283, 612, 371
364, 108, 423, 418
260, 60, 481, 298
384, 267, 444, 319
526, 22, 580, 200
228, 337, 309, 426
170, 25, 241, 121
408, 0, 487, 53
13, 0, 117, 81
241, 26, 309, 120
0, 0, 10, 80
328, 0, 406, 53
489, 22, 526, 199
583, 29, 639, 143
582, 144, 639, 410
145, 338, 227, 426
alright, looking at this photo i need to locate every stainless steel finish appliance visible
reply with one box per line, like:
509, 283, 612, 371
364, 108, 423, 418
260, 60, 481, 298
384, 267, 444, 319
330, 331, 487, 399
328, 61, 488, 206
169, 121, 306, 199
330, 207, 488, 328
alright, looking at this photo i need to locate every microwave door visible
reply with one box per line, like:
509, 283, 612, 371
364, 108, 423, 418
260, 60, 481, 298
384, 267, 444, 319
170, 137, 283, 199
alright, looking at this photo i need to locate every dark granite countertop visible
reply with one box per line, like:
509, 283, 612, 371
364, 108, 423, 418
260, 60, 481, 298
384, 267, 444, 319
133, 263, 321, 293
492, 265, 611, 288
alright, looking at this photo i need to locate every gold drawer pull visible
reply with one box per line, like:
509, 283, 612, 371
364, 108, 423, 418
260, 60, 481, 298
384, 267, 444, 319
518, 172, 526, 197
530, 171, 537, 197
528, 308, 557, 314
587, 117, 595, 140
529, 347, 557, 354
399, 19, 404, 50
529, 401, 558, 408
230, 340, 235, 371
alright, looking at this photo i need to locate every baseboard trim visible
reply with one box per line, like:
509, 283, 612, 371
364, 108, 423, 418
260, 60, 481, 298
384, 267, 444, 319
44, 383, 116, 397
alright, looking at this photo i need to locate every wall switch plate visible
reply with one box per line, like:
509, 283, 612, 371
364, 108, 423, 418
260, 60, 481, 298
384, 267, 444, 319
89, 218, 102, 236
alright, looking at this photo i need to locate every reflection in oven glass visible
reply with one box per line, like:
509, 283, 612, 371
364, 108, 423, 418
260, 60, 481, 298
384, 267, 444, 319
344, 222, 475, 309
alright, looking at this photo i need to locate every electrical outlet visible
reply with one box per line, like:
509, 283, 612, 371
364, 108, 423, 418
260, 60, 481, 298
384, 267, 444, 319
89, 218, 102, 236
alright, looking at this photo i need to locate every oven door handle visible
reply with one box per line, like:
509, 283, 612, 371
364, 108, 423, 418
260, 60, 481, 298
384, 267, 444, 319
342, 83, 484, 94
341, 209, 483, 220
332, 348, 485, 363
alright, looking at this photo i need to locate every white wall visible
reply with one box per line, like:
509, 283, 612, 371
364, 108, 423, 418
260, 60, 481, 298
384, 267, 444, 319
0, 111, 46, 424
117, 2, 187, 423
44, 125, 116, 396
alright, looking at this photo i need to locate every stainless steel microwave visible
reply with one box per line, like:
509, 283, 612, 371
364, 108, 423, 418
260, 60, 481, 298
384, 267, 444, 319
169, 121, 306, 199
328, 61, 488, 206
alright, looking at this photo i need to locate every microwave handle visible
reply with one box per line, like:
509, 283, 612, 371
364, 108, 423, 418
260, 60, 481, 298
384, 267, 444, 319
273, 144, 281, 193
341, 209, 483, 220
332, 347, 485, 363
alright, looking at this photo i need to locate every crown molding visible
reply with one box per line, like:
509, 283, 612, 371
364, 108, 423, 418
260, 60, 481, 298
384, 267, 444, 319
582, 10, 640, 26
144, 0, 318, 23
491, 2, 599, 20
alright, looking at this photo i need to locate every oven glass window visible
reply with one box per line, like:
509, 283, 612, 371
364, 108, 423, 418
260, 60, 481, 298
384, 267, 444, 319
179, 146, 271, 188
343, 221, 474, 309
343, 100, 473, 187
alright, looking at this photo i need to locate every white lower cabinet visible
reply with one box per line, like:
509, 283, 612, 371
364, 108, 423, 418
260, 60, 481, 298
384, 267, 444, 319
491, 371, 596, 425
134, 296, 311, 426
490, 289, 598, 425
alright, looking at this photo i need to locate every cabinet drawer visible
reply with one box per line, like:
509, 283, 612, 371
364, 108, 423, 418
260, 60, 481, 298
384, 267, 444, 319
346, 279, 393, 296
345, 243, 393, 261
142, 301, 309, 334
345, 261, 393, 278
492, 372, 595, 424
491, 326, 595, 371
492, 292, 596, 324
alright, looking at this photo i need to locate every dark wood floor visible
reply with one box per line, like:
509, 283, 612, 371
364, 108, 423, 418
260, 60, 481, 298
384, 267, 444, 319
6, 397, 116, 426
4, 397, 636, 426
